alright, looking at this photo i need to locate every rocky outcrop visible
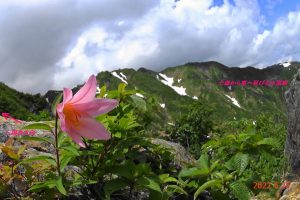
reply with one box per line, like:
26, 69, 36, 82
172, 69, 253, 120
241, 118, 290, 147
284, 69, 300, 175
280, 182, 300, 200
151, 138, 196, 167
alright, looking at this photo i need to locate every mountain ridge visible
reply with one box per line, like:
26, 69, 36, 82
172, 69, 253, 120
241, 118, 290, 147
1, 61, 300, 126
94, 61, 300, 125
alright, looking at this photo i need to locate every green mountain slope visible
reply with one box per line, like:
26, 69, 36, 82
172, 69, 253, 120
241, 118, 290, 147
0, 82, 50, 120
96, 61, 300, 125
2, 61, 298, 125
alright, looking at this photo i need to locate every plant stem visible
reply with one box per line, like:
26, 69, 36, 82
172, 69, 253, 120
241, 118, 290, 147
91, 142, 108, 176
55, 111, 61, 176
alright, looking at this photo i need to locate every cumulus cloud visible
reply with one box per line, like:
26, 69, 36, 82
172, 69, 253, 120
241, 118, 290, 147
248, 11, 300, 66
1, 0, 300, 93
0, 0, 159, 93
55, 0, 261, 83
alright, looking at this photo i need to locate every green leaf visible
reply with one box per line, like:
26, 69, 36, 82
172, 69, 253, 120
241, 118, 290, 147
110, 162, 135, 180
245, 127, 256, 135
41, 120, 56, 127
194, 180, 222, 200
57, 131, 65, 147
29, 180, 56, 191
130, 95, 147, 111
230, 182, 251, 200
22, 123, 52, 131
187, 180, 199, 188
118, 83, 127, 93
98, 85, 107, 98
257, 138, 280, 147
233, 153, 249, 175
17, 145, 26, 156
21, 155, 56, 166
165, 185, 187, 195
20, 136, 53, 144
60, 155, 73, 171
179, 167, 209, 178
52, 92, 63, 116
60, 146, 80, 156
71, 179, 98, 186
149, 190, 163, 200
134, 163, 151, 177
136, 176, 162, 193
127, 121, 140, 129
113, 132, 122, 138
56, 176, 67, 195
210, 160, 220, 172
226, 153, 249, 175
2, 146, 19, 160
104, 178, 128, 197
159, 174, 178, 184
197, 154, 209, 171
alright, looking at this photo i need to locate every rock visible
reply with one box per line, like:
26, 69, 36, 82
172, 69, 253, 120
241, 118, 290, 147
0, 116, 56, 198
0, 116, 55, 153
151, 138, 196, 167
250, 192, 273, 200
284, 69, 300, 175
280, 182, 300, 200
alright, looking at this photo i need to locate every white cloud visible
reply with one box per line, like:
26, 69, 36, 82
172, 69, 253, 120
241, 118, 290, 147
0, 0, 159, 93
58, 0, 265, 73
248, 11, 300, 66
1, 0, 300, 93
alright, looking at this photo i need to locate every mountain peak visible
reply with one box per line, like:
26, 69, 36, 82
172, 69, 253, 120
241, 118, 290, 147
184, 61, 228, 69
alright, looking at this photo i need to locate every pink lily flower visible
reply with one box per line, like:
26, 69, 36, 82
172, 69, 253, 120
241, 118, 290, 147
56, 75, 118, 147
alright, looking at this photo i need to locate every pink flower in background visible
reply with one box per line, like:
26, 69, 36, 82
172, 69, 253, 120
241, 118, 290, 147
56, 75, 118, 147
2, 113, 23, 124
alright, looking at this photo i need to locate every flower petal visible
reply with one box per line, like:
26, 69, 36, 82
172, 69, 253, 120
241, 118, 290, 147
67, 127, 86, 148
75, 117, 111, 140
56, 103, 66, 131
56, 103, 63, 114
70, 75, 97, 104
73, 99, 119, 117
63, 88, 73, 104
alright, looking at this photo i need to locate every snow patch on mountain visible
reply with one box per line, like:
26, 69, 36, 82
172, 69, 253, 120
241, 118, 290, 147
96, 86, 101, 94
193, 96, 198, 100
135, 93, 144, 98
112, 71, 128, 84
283, 62, 291, 67
158, 73, 187, 96
225, 95, 241, 108
160, 103, 165, 108
120, 72, 127, 80
279, 62, 291, 68
178, 79, 182, 83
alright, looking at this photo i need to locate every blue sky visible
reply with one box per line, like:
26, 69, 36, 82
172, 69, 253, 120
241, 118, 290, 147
258, 0, 300, 29
213, 0, 235, 7
213, 0, 300, 29
0, 0, 300, 93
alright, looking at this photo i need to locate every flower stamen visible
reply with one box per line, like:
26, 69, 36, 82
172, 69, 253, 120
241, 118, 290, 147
63, 104, 81, 127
